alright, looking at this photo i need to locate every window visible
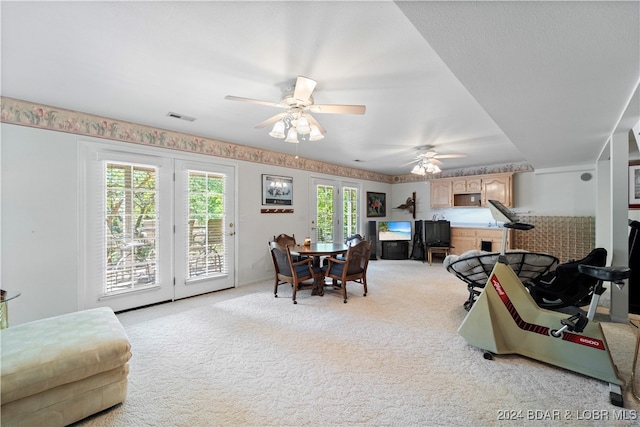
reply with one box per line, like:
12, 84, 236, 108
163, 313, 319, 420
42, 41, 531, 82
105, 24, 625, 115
343, 186, 358, 238
316, 184, 335, 242
313, 180, 360, 244
186, 170, 226, 279
105, 162, 158, 294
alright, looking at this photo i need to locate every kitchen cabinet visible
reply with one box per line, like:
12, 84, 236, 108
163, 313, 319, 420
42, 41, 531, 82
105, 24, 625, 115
450, 227, 511, 255
452, 177, 482, 194
429, 172, 513, 208
481, 173, 513, 207
430, 179, 452, 208
450, 228, 477, 255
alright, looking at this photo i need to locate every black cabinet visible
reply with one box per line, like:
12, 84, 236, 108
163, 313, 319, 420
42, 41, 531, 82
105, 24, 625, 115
381, 241, 409, 260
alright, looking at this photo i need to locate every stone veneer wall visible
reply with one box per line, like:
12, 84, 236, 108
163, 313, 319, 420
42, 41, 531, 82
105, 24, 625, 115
511, 215, 596, 263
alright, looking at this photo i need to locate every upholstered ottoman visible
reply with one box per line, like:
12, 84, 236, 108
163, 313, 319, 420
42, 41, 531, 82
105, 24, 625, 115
1, 307, 131, 426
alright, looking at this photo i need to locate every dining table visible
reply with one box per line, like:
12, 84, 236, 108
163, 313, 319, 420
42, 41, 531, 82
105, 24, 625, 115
290, 242, 349, 295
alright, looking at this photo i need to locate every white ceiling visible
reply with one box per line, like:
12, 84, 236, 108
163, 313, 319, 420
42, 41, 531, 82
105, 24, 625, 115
2, 1, 638, 176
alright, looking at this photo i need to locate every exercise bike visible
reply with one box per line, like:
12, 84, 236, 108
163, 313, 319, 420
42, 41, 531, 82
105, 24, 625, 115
458, 200, 631, 407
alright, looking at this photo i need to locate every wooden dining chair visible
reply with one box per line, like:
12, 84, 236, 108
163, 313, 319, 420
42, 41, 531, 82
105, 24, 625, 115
325, 240, 371, 303
274, 233, 309, 261
345, 234, 364, 246
273, 233, 297, 247
334, 234, 364, 261
268, 241, 323, 304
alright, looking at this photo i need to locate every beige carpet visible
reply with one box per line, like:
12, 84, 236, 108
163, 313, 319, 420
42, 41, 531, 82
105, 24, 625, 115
77, 260, 640, 426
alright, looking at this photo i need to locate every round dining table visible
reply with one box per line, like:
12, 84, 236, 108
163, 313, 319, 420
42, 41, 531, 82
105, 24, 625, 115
290, 242, 349, 295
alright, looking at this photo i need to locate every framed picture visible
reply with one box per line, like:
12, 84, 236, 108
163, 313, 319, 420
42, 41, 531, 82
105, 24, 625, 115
366, 192, 386, 217
630, 161, 640, 209
262, 174, 293, 206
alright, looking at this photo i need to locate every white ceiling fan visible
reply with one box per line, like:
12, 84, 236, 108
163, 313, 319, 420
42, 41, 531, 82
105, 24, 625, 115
406, 145, 466, 175
225, 76, 366, 142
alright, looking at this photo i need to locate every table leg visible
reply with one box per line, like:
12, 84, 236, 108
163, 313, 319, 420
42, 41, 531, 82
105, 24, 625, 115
310, 255, 325, 296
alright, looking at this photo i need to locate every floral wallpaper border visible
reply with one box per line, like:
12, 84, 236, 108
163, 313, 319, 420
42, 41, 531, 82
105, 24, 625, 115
1, 97, 533, 183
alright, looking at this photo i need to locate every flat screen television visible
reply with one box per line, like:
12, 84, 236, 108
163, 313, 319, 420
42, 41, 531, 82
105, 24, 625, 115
378, 221, 412, 241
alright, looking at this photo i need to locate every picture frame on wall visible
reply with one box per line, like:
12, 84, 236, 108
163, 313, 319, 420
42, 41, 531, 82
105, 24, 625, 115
366, 192, 386, 217
262, 174, 293, 206
630, 161, 640, 209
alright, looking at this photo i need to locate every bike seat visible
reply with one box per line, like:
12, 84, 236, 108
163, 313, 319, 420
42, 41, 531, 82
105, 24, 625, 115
577, 265, 631, 282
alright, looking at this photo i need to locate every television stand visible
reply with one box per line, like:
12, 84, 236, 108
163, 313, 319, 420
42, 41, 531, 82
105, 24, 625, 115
381, 241, 409, 260
427, 245, 451, 265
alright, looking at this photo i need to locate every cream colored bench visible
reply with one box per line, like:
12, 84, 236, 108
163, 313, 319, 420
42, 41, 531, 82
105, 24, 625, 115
1, 307, 131, 426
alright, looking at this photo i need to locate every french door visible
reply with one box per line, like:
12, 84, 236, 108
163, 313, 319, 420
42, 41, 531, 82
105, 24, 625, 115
174, 160, 235, 299
311, 178, 360, 244
81, 143, 235, 312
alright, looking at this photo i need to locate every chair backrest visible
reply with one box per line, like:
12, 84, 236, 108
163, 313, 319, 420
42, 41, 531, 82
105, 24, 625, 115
269, 241, 293, 276
274, 233, 296, 248
556, 247, 607, 289
345, 234, 364, 247
345, 240, 371, 274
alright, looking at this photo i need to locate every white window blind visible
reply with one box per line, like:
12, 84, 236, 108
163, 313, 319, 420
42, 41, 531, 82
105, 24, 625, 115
104, 162, 159, 294
185, 169, 227, 280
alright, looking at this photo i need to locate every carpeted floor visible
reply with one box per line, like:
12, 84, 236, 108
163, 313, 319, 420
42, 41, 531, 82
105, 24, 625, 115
77, 259, 640, 426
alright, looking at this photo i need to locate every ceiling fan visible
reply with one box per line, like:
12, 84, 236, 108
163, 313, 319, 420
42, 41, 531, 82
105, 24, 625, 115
225, 76, 366, 142
407, 145, 466, 175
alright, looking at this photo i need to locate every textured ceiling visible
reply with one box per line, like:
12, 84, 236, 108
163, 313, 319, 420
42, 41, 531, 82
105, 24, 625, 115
1, 1, 638, 176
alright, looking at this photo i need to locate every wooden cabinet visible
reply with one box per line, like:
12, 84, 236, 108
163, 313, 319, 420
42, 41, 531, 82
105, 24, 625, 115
430, 179, 452, 208
452, 177, 482, 194
450, 228, 477, 255
450, 227, 511, 255
481, 173, 512, 207
430, 172, 513, 208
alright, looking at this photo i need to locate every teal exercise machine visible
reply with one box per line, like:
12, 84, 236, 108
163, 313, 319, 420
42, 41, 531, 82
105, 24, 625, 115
458, 200, 631, 406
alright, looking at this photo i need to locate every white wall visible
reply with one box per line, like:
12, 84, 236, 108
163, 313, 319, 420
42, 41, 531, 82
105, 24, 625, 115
1, 123, 392, 325
2, 125, 79, 323
2, 122, 622, 325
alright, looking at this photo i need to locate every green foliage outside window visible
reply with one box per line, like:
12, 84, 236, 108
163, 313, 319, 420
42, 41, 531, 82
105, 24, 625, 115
316, 185, 334, 242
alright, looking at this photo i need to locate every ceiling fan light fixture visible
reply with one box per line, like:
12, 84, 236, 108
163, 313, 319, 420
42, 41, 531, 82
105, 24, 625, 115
226, 76, 365, 145
309, 125, 324, 141
411, 164, 426, 176
269, 120, 286, 139
411, 159, 441, 175
296, 115, 311, 134
285, 128, 299, 143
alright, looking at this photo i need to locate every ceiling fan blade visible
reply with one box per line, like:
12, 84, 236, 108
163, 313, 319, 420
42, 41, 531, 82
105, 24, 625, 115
224, 95, 286, 109
306, 114, 326, 135
308, 104, 366, 115
434, 153, 467, 159
430, 158, 444, 166
293, 76, 317, 103
254, 112, 287, 129
401, 158, 421, 166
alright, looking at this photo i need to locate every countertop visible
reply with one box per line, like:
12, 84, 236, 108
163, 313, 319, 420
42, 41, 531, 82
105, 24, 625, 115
450, 222, 505, 229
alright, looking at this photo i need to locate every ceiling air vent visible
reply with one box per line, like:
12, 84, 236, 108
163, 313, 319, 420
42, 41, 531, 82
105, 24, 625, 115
167, 112, 197, 122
